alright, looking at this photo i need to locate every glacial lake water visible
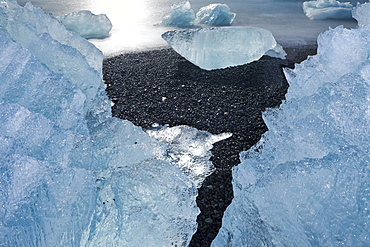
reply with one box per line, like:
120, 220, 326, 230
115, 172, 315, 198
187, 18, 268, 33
17, 0, 359, 57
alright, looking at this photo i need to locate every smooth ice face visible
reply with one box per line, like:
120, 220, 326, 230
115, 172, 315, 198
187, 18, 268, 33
147, 125, 232, 188
56, 10, 112, 39
213, 24, 370, 247
162, 0, 195, 27
303, 0, 353, 20
195, 3, 236, 26
162, 26, 286, 70
352, 2, 370, 27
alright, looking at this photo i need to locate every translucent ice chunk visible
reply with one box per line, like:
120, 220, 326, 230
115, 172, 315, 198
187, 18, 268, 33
303, 0, 353, 20
1, 1, 201, 246
213, 23, 370, 247
147, 125, 232, 187
81, 159, 199, 247
195, 3, 236, 26
162, 0, 195, 27
89, 117, 160, 170
0, 103, 96, 247
162, 26, 286, 70
0, 0, 110, 122
352, 2, 370, 27
56, 10, 112, 39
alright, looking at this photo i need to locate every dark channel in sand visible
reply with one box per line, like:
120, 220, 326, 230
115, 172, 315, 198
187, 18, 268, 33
103, 47, 315, 247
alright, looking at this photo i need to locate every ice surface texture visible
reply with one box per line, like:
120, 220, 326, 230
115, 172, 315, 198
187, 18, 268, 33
162, 26, 286, 70
56, 10, 112, 39
213, 17, 370, 247
147, 125, 232, 188
162, 1, 236, 27
0, 0, 221, 246
195, 3, 236, 26
352, 2, 370, 27
162, 0, 195, 27
303, 0, 353, 20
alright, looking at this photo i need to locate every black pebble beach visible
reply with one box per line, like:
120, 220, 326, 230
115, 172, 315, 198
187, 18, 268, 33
103, 46, 316, 247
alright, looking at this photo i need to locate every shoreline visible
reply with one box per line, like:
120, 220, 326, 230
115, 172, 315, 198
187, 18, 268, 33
102, 45, 316, 246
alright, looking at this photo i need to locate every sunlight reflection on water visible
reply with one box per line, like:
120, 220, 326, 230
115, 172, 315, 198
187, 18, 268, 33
17, 0, 358, 57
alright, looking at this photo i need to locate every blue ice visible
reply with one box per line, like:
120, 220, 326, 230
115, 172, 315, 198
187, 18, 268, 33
56, 10, 112, 39
0, 0, 219, 246
303, 0, 353, 20
213, 5, 370, 246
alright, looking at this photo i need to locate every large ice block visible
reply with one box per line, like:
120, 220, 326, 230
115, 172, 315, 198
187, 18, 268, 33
213, 23, 370, 247
195, 3, 236, 26
303, 0, 353, 20
1, 0, 203, 246
56, 10, 112, 39
162, 26, 286, 70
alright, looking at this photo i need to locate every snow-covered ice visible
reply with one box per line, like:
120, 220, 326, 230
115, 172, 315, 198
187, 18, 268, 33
352, 2, 370, 27
212, 7, 370, 246
162, 0, 195, 27
195, 3, 236, 26
56, 10, 112, 39
162, 26, 286, 70
303, 0, 353, 20
0, 0, 227, 246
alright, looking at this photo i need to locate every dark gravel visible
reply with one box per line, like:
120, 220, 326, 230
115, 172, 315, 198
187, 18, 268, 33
103, 47, 313, 247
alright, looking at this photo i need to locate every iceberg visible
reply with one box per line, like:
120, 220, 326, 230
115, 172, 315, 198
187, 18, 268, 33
162, 0, 195, 27
212, 11, 370, 247
303, 0, 353, 20
162, 26, 286, 70
195, 3, 236, 26
1, 0, 213, 246
56, 10, 112, 39
352, 2, 370, 28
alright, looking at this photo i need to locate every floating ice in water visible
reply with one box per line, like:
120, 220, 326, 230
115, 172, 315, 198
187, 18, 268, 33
303, 0, 353, 20
162, 0, 195, 27
213, 23, 370, 247
0, 0, 210, 246
352, 2, 370, 27
147, 125, 232, 188
195, 3, 236, 26
162, 26, 286, 70
56, 10, 112, 39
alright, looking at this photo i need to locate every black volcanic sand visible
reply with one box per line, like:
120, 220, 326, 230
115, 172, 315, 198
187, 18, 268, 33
103, 47, 315, 247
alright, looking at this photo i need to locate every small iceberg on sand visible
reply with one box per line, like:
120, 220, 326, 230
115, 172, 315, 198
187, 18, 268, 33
195, 3, 236, 26
162, 26, 286, 70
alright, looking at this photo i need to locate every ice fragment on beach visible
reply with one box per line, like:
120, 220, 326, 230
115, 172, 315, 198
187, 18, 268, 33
162, 26, 286, 70
56, 10, 112, 39
213, 24, 370, 247
147, 125, 232, 188
352, 2, 370, 27
195, 3, 236, 26
303, 0, 353, 20
162, 0, 195, 27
